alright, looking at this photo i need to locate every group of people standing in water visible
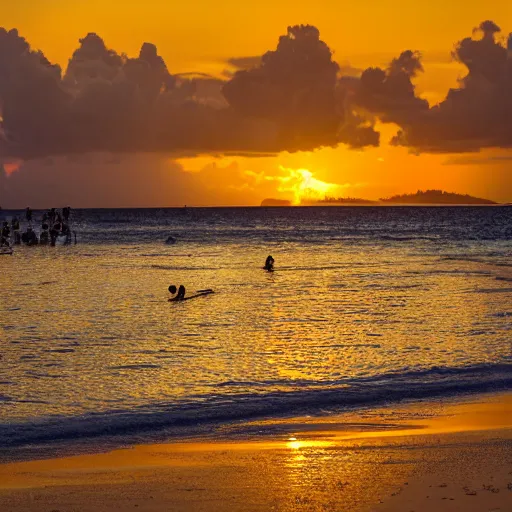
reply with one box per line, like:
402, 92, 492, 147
167, 255, 275, 301
0, 206, 74, 248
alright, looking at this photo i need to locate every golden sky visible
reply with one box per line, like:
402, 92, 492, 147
2, 1, 512, 205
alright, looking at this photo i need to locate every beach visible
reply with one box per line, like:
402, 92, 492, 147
1, 392, 511, 511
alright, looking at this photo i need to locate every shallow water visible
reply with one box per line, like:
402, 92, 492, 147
1, 206, 511, 455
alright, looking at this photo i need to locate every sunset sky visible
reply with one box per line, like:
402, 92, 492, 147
1, 1, 511, 207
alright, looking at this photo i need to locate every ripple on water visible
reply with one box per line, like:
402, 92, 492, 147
108, 364, 162, 370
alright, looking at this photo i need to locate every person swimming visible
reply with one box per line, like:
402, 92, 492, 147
168, 284, 214, 302
264, 255, 275, 271
168, 284, 186, 301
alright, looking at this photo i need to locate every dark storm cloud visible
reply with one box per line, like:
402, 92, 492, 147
346, 50, 429, 127
0, 153, 281, 208
0, 25, 377, 161
337, 62, 363, 77
389, 21, 512, 152
223, 25, 379, 150
1, 21, 511, 160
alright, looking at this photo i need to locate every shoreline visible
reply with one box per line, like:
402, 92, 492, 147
1, 391, 511, 511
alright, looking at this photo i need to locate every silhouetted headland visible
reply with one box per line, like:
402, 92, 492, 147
262, 190, 498, 206
379, 190, 497, 205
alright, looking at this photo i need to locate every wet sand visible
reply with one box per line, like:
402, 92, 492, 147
1, 392, 511, 512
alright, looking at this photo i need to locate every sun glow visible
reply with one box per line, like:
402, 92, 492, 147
276, 166, 343, 205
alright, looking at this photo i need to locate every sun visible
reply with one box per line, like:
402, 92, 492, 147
277, 166, 341, 205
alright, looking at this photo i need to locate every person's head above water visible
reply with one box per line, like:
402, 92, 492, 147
168, 285, 177, 294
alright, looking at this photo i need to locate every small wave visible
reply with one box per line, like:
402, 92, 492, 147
24, 371, 64, 379
150, 265, 220, 271
1, 362, 510, 452
109, 364, 161, 370
330, 343, 381, 349
407, 269, 492, 276
473, 288, 512, 294
379, 236, 437, 241
441, 257, 512, 268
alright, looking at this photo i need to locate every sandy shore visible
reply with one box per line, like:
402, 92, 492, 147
1, 392, 511, 511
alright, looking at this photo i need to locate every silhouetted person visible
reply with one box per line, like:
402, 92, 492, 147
21, 227, 38, 246
11, 217, 21, 244
25, 207, 32, 223
264, 255, 275, 271
168, 284, 214, 302
1, 221, 10, 246
62, 223, 72, 244
63, 206, 71, 222
39, 226, 49, 245
168, 284, 186, 301
48, 208, 56, 226
53, 214, 63, 234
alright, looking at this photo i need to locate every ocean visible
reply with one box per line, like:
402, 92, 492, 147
1, 206, 511, 461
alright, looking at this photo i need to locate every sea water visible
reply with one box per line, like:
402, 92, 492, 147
1, 207, 511, 459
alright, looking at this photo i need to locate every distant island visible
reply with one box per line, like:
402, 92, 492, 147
304, 196, 378, 205
260, 198, 292, 206
261, 190, 498, 206
379, 190, 497, 205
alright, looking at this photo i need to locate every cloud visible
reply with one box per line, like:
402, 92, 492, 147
223, 25, 379, 151
443, 153, 512, 165
0, 25, 378, 162
340, 50, 429, 131
226, 56, 262, 71
1, 21, 511, 161
0, 154, 270, 208
388, 21, 512, 152
337, 62, 363, 77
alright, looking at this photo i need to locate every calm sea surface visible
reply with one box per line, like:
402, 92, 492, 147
1, 207, 511, 459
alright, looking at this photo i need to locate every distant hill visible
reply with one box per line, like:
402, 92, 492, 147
307, 196, 378, 205
261, 190, 498, 207
379, 190, 497, 205
261, 198, 292, 206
